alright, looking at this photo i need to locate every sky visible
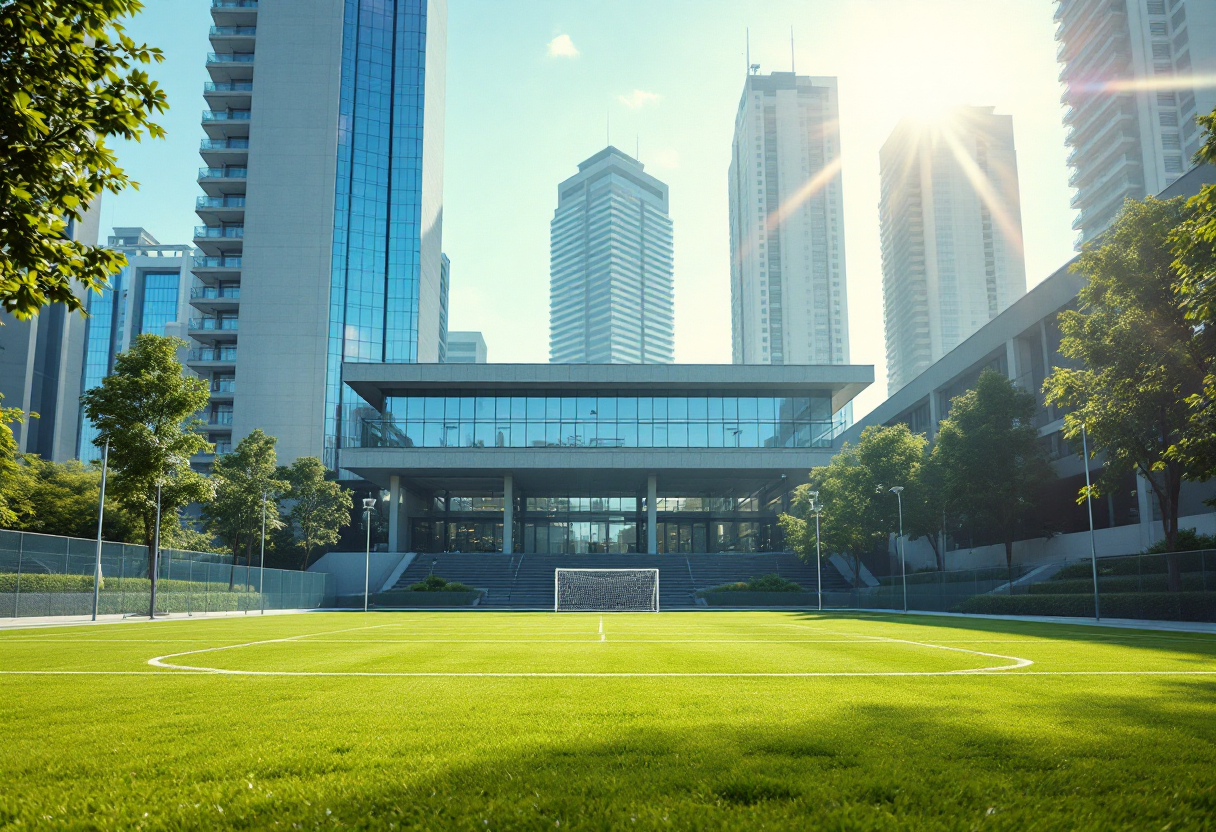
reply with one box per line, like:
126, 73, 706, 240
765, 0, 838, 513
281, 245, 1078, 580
99, 0, 1078, 420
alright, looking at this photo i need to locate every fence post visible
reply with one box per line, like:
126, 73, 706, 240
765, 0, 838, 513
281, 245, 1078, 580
13, 533, 23, 618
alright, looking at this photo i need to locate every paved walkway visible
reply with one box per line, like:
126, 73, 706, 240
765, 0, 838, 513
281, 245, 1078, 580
0, 608, 319, 631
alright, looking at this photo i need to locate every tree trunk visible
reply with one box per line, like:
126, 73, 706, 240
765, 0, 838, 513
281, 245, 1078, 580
1005, 536, 1015, 596
1154, 466, 1184, 592
228, 531, 240, 591
143, 508, 157, 585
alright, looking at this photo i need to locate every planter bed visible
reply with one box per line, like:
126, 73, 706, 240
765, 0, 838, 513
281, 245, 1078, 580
372, 590, 481, 608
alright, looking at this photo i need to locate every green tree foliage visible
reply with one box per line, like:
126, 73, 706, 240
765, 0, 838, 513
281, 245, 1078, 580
0, 393, 27, 526
202, 429, 286, 588
280, 456, 352, 569
781, 425, 925, 590
1044, 197, 1213, 582
933, 370, 1055, 590
0, 456, 139, 540
80, 334, 213, 577
903, 450, 949, 571
1170, 107, 1216, 481
1, 0, 166, 318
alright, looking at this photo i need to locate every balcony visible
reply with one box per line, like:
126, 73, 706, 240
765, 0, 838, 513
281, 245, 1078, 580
191, 286, 241, 300
202, 110, 251, 122
193, 224, 244, 256
210, 26, 256, 36
211, 378, 237, 393
200, 138, 249, 150
189, 317, 240, 331
198, 167, 248, 197
206, 52, 255, 64
199, 166, 247, 179
194, 225, 244, 239
187, 348, 237, 363
213, 0, 257, 7
193, 255, 242, 270
196, 195, 246, 209
207, 411, 235, 427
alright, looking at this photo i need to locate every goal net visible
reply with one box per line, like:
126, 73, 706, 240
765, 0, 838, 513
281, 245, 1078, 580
554, 568, 660, 612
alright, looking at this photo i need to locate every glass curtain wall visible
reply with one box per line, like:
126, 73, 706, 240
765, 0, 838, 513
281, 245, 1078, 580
77, 271, 127, 462
325, 0, 429, 467
363, 393, 835, 449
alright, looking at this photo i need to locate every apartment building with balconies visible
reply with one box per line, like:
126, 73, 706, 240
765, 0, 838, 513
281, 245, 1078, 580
185, 0, 447, 470
1056, 0, 1216, 247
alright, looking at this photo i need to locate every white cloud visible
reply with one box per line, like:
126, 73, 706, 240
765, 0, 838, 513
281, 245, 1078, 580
617, 89, 661, 109
546, 34, 579, 58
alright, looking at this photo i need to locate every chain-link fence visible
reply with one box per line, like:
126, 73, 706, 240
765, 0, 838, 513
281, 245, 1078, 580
824, 550, 1216, 623
0, 530, 332, 618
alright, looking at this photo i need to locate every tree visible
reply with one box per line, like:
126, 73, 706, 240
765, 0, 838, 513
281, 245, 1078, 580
933, 370, 1055, 591
781, 425, 925, 594
0, 456, 140, 541
80, 334, 213, 580
0, 394, 27, 527
1, 0, 166, 318
1045, 197, 1213, 590
1170, 107, 1216, 482
904, 451, 949, 571
280, 456, 352, 569
202, 429, 286, 589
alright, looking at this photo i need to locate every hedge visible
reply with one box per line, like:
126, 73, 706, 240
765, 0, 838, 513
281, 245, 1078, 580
698, 573, 802, 597
1054, 554, 1213, 581
1, 590, 265, 617
702, 591, 820, 607
0, 573, 257, 594
372, 590, 481, 608
954, 592, 1216, 622
1031, 575, 1211, 595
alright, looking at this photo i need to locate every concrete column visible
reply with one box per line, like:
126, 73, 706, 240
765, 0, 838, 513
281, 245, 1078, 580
927, 391, 940, 441
647, 474, 658, 554
503, 474, 514, 554
388, 475, 400, 552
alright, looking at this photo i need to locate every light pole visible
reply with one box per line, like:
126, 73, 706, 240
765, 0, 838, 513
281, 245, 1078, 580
362, 497, 377, 612
150, 478, 164, 619
809, 490, 823, 612
1081, 423, 1100, 621
890, 486, 907, 614
259, 490, 267, 615
91, 439, 110, 622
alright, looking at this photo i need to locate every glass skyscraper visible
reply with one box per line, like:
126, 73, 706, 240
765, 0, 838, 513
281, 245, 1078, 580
550, 147, 675, 365
186, 0, 446, 469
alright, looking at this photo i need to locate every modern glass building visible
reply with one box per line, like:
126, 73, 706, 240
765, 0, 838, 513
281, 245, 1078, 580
77, 228, 195, 462
339, 362, 871, 554
550, 147, 675, 364
187, 0, 447, 469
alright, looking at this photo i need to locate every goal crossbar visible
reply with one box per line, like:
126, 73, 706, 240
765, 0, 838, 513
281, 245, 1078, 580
554, 568, 660, 612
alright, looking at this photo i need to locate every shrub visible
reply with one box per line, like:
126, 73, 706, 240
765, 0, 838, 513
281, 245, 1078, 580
1144, 528, 1216, 554
699, 574, 802, 596
0, 573, 258, 594
408, 574, 473, 592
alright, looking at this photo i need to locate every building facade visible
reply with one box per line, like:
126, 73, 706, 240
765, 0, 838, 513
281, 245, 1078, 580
0, 202, 102, 463
728, 71, 849, 366
77, 228, 196, 462
187, 0, 447, 469
444, 331, 487, 364
549, 147, 675, 365
1056, 0, 1216, 247
339, 362, 871, 554
438, 253, 450, 363
879, 106, 1027, 394
846, 162, 1216, 569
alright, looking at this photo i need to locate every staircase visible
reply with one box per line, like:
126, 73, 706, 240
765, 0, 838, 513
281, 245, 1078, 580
390, 552, 850, 609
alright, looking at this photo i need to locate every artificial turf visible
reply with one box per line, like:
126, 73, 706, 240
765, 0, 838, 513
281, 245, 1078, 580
1, 610, 1215, 830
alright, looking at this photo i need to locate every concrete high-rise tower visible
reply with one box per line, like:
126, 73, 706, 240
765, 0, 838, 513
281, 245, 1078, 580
879, 107, 1027, 394
549, 147, 675, 364
187, 0, 447, 469
1056, 0, 1216, 248
728, 71, 849, 366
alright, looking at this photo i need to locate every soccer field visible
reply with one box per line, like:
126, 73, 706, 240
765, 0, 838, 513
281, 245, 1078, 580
2, 611, 1215, 830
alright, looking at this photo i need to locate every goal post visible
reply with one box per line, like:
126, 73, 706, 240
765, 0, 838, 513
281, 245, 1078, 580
554, 568, 660, 612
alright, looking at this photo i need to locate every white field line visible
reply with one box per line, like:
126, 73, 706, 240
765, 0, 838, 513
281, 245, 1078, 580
5, 670, 1216, 677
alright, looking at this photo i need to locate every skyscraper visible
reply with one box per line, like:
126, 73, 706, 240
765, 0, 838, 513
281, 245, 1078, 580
0, 205, 101, 462
549, 147, 674, 364
77, 228, 195, 462
187, 0, 447, 468
879, 107, 1027, 394
443, 331, 488, 364
1056, 0, 1216, 247
728, 71, 849, 366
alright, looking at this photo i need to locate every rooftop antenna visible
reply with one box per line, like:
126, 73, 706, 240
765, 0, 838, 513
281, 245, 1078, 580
790, 26, 796, 74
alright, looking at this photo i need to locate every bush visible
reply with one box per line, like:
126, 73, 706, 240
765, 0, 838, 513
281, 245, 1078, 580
1144, 528, 1216, 554
0, 573, 257, 594
954, 591, 1216, 622
699, 574, 802, 596
1031, 575, 1211, 595
1, 590, 264, 616
407, 574, 473, 593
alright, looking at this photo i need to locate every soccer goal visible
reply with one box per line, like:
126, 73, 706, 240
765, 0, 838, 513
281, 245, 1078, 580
554, 568, 660, 612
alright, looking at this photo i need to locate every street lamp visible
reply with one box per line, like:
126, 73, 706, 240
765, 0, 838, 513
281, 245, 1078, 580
809, 490, 823, 612
889, 486, 907, 614
91, 439, 110, 622
259, 490, 268, 615
362, 497, 377, 612
1081, 423, 1100, 621
150, 476, 164, 619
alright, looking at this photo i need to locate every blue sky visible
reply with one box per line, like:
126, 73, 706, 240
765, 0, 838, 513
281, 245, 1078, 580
100, 0, 1076, 419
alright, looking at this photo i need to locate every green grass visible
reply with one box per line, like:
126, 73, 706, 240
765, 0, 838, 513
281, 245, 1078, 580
2, 611, 1216, 830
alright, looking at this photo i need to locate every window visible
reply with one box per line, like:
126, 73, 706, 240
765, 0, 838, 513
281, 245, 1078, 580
1160, 111, 1179, 126
1157, 92, 1177, 106
1151, 42, 1171, 60
1147, 0, 1165, 14
1150, 20, 1168, 34
1162, 133, 1181, 149
1164, 155, 1183, 173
